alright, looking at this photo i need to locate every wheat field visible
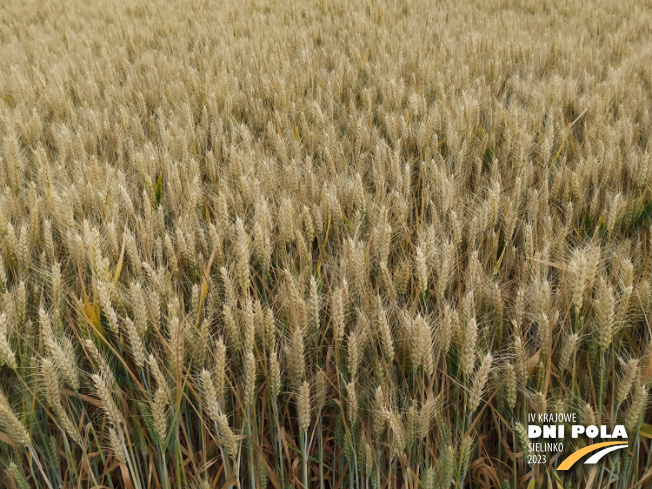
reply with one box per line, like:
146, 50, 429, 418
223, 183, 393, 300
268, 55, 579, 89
0, 0, 651, 487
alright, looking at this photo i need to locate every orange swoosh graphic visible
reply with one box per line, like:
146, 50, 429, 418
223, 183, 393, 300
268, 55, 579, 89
557, 441, 628, 470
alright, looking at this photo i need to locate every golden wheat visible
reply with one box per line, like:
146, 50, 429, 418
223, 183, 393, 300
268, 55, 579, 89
0, 0, 651, 487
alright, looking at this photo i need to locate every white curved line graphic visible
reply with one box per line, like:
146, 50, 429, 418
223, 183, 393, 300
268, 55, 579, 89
584, 444, 627, 464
